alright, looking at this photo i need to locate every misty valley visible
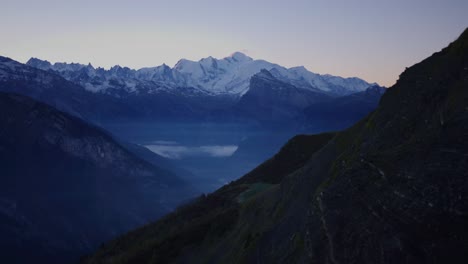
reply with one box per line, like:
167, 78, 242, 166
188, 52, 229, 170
103, 122, 317, 192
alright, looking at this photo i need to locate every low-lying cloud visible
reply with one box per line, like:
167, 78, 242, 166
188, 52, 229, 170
145, 143, 238, 159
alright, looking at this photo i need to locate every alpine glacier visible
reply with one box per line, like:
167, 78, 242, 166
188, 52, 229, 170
27, 52, 375, 97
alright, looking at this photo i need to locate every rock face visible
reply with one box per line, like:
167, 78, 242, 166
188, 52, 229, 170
82, 28, 468, 264
234, 70, 331, 124
0, 92, 195, 263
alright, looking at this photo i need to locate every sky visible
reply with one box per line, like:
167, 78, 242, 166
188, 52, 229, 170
1, 0, 467, 86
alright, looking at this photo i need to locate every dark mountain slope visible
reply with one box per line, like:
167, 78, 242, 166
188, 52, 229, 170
311, 27, 468, 263
226, 69, 384, 129
234, 69, 331, 125
0, 92, 195, 263
237, 132, 335, 184
83, 28, 468, 264
116, 140, 199, 190
303, 84, 386, 131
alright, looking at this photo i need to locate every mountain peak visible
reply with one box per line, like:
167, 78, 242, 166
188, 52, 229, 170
110, 65, 122, 70
26, 57, 52, 69
289, 66, 308, 72
200, 56, 215, 61
227, 51, 252, 62
174, 58, 194, 70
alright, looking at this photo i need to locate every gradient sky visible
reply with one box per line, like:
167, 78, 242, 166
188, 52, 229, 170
1, 0, 467, 86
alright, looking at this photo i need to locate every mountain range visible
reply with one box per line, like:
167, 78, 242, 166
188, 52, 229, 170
82, 28, 468, 264
26, 51, 374, 97
0, 53, 385, 131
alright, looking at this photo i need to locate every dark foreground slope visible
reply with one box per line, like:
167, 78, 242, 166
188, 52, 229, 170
0, 92, 195, 263
84, 28, 468, 264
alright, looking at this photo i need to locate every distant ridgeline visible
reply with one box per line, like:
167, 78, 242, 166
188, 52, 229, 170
1, 51, 384, 130
82, 28, 468, 263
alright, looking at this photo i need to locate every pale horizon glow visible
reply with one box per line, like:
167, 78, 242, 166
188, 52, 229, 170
1, 0, 467, 87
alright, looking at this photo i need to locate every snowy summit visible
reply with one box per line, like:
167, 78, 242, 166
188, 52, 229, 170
26, 52, 375, 96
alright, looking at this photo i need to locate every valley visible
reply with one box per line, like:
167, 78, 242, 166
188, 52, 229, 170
102, 122, 315, 192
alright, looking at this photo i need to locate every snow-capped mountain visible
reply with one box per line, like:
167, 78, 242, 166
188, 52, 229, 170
0, 56, 141, 121
2, 56, 384, 127
27, 52, 375, 97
